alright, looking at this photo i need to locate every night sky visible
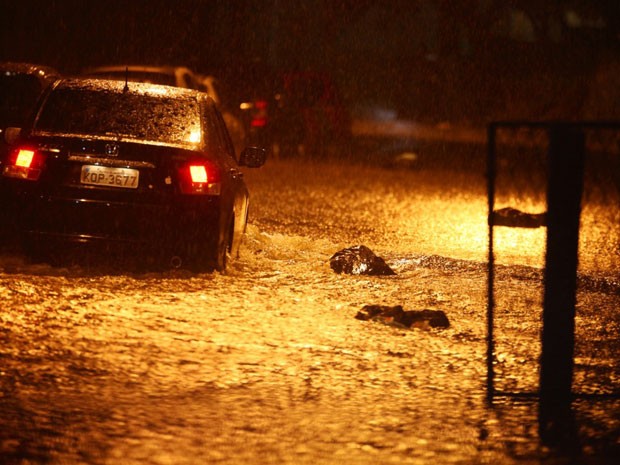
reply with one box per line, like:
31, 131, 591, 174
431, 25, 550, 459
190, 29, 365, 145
2, 0, 619, 123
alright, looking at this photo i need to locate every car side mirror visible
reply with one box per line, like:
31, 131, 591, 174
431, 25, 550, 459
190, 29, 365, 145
239, 146, 267, 168
3, 127, 21, 145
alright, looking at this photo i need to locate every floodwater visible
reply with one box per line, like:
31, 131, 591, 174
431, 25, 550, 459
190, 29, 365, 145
0, 156, 618, 465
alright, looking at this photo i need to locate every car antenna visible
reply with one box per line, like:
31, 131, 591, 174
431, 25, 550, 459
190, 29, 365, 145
123, 66, 129, 93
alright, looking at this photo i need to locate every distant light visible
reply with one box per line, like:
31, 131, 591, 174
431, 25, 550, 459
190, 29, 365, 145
564, 8, 606, 29
565, 10, 582, 28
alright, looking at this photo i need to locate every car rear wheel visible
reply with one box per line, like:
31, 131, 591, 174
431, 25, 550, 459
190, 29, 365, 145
184, 218, 232, 273
215, 216, 235, 272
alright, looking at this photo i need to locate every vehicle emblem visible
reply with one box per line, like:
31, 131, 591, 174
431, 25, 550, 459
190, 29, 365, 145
104, 143, 120, 157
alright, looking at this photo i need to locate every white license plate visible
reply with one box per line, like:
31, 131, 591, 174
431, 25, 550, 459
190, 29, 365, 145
80, 165, 139, 189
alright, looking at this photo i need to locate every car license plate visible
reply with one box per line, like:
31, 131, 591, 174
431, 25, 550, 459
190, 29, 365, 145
81, 165, 139, 189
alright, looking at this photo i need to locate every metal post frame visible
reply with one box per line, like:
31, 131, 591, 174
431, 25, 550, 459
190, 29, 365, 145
486, 124, 497, 403
538, 125, 585, 445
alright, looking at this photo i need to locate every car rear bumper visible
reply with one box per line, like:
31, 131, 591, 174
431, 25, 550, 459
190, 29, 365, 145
18, 194, 222, 252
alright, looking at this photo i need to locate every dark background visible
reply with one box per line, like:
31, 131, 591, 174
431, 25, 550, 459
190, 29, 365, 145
2, 0, 619, 124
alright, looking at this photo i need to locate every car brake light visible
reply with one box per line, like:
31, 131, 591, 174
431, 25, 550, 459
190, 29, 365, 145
178, 162, 220, 195
189, 165, 208, 183
251, 100, 268, 127
3, 148, 45, 181
251, 117, 268, 128
16, 149, 35, 167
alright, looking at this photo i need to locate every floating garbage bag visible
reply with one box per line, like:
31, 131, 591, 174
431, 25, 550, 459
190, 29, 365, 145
330, 245, 396, 276
355, 304, 450, 329
491, 207, 546, 228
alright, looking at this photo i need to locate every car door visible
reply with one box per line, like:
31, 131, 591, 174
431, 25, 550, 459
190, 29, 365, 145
204, 100, 249, 256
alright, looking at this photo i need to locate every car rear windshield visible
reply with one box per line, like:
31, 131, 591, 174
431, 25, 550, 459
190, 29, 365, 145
33, 87, 202, 147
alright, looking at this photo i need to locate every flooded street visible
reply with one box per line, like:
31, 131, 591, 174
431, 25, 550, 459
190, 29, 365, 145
0, 156, 618, 464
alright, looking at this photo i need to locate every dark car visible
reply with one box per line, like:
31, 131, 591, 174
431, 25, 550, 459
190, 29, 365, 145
0, 62, 60, 128
0, 62, 61, 165
1, 78, 266, 271
273, 71, 352, 158
0, 62, 60, 248
223, 66, 351, 158
217, 61, 280, 152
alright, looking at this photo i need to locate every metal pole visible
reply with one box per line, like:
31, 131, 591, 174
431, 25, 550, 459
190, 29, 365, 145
486, 124, 496, 403
539, 124, 584, 447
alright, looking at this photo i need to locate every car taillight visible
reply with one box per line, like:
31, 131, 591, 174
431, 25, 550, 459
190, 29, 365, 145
16, 149, 35, 167
251, 117, 268, 128
2, 148, 45, 180
189, 165, 208, 183
251, 100, 268, 128
178, 162, 221, 195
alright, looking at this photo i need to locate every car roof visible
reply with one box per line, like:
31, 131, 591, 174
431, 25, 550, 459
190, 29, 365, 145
52, 77, 208, 99
81, 65, 200, 90
82, 64, 193, 75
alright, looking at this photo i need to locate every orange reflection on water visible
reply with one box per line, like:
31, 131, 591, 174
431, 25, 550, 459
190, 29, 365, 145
493, 226, 547, 268
392, 193, 548, 269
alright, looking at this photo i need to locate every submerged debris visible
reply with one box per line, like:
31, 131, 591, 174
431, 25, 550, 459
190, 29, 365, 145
355, 305, 450, 329
330, 245, 396, 276
491, 207, 546, 228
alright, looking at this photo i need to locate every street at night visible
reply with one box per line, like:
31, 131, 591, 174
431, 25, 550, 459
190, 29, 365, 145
1, 1, 620, 464
0, 157, 618, 464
